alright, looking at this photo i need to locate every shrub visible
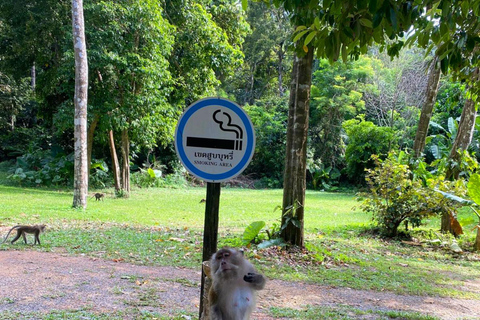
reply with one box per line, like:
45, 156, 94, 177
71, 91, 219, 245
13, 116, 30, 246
243, 97, 287, 186
89, 160, 111, 189
359, 152, 467, 237
8, 150, 74, 186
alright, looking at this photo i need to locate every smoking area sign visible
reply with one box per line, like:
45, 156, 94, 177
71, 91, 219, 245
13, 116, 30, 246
175, 97, 255, 182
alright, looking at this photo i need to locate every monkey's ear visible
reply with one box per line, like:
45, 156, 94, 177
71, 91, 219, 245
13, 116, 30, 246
239, 249, 244, 256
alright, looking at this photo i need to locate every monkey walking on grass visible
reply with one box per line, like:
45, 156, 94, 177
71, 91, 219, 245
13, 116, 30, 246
91, 193, 105, 201
208, 247, 266, 320
1, 225, 46, 245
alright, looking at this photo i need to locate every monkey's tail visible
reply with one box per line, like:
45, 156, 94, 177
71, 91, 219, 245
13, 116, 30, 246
0, 226, 20, 244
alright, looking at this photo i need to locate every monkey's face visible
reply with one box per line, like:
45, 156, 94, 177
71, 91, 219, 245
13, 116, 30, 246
212, 248, 241, 275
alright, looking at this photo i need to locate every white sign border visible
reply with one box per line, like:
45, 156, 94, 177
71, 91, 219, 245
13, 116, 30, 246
175, 97, 255, 183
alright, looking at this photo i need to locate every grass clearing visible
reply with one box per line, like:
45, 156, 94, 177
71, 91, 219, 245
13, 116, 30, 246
1, 183, 479, 302
0, 310, 196, 320
269, 305, 440, 320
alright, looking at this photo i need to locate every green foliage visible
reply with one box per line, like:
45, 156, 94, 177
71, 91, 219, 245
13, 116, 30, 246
222, 1, 291, 104
466, 173, 480, 250
84, 0, 176, 149
242, 221, 266, 245
467, 174, 480, 205
426, 117, 458, 160
0, 127, 50, 161
131, 164, 188, 189
7, 151, 74, 187
243, 97, 288, 187
163, 0, 247, 105
309, 57, 374, 172
307, 158, 341, 191
432, 81, 465, 124
0, 73, 35, 133
89, 160, 111, 189
131, 167, 163, 188
359, 152, 468, 237
284, 0, 480, 97
342, 116, 396, 184
429, 149, 479, 182
360, 153, 427, 237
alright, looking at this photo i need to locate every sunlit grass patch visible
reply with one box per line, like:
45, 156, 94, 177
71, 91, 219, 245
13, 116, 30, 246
268, 305, 440, 320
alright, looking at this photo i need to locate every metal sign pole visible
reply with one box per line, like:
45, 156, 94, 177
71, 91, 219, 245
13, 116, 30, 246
199, 182, 221, 318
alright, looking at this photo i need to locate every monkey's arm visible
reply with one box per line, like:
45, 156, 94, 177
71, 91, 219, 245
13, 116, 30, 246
243, 272, 266, 290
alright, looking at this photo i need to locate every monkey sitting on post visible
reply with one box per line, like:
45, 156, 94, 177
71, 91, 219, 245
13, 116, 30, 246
209, 247, 266, 320
91, 193, 105, 201
1, 225, 46, 245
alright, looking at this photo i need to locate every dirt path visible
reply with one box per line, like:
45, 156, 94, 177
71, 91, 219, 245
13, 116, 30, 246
1, 251, 479, 319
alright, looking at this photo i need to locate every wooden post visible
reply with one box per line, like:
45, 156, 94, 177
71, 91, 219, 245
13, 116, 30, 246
199, 182, 221, 319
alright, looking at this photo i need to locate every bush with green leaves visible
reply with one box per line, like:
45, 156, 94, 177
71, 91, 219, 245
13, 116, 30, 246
89, 160, 111, 189
307, 156, 341, 191
0, 127, 51, 161
359, 152, 467, 237
467, 173, 480, 251
131, 167, 164, 188
8, 150, 74, 187
243, 97, 287, 188
343, 115, 396, 185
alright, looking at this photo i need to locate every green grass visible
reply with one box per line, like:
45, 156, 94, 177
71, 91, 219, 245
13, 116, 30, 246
0, 310, 196, 320
1, 183, 479, 305
269, 305, 440, 320
0, 306, 439, 320
0, 185, 366, 230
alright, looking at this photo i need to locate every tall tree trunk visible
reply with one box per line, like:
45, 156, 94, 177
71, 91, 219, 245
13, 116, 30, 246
120, 129, 130, 196
446, 67, 479, 179
413, 56, 441, 158
277, 41, 284, 97
87, 114, 99, 181
281, 49, 314, 247
72, 0, 88, 209
107, 130, 122, 192
442, 68, 479, 233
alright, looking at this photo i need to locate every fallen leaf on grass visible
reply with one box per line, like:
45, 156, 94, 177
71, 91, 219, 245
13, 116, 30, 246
136, 280, 148, 286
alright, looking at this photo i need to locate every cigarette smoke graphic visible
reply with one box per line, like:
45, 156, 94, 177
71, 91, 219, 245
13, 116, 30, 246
213, 110, 243, 151
185, 110, 244, 151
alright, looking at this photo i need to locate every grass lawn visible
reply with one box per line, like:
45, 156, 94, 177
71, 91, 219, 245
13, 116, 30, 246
1, 178, 480, 319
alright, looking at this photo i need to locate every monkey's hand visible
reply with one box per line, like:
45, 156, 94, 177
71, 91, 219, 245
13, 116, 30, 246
243, 273, 266, 290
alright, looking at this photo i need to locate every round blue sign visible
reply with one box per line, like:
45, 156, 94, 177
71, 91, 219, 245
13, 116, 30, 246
175, 98, 256, 182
